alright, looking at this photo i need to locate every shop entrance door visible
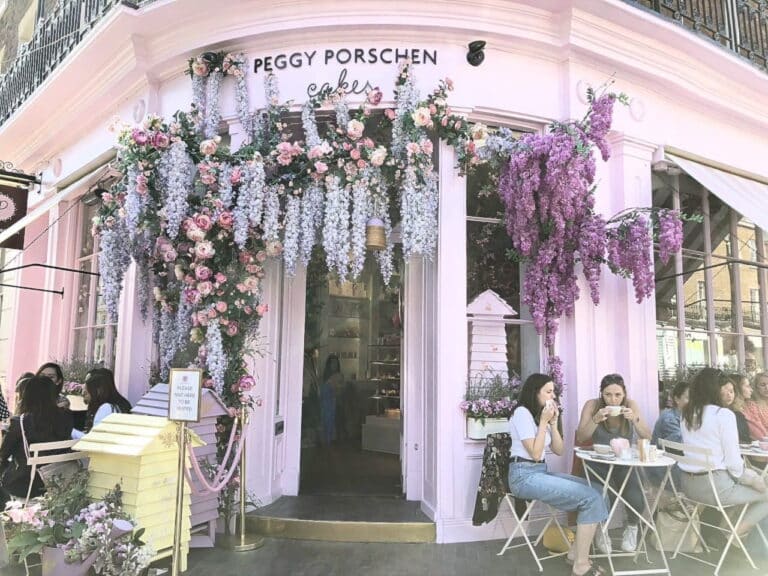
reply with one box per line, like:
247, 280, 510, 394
299, 252, 403, 496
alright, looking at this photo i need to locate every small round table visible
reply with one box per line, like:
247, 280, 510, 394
576, 449, 677, 576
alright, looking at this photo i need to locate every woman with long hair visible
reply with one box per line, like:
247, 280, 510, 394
680, 367, 768, 542
576, 373, 651, 553
0, 376, 73, 507
71, 368, 131, 439
743, 371, 768, 440
508, 373, 607, 576
721, 374, 751, 443
36, 362, 70, 410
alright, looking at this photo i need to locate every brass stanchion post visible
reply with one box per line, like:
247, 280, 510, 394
217, 404, 264, 551
171, 421, 188, 576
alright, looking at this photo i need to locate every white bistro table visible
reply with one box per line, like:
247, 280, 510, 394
576, 449, 677, 576
741, 444, 768, 478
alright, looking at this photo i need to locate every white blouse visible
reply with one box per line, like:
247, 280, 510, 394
71, 403, 118, 440
680, 404, 744, 478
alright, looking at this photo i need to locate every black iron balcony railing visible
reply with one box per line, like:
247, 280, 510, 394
0, 0, 154, 127
1, 1, 767, 128
626, 1, 768, 69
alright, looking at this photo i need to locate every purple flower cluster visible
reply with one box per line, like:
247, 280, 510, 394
459, 397, 516, 419
657, 208, 684, 265
606, 215, 654, 303
586, 94, 617, 161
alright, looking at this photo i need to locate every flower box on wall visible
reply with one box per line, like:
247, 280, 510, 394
466, 417, 509, 440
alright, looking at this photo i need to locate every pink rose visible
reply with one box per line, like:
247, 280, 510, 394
215, 272, 227, 284
215, 301, 228, 313
256, 303, 269, 316
226, 323, 239, 336
218, 211, 233, 228
256, 251, 267, 262
186, 226, 206, 243
195, 266, 212, 280
162, 248, 177, 262
132, 129, 149, 145
384, 109, 396, 121
406, 142, 421, 155
194, 241, 215, 259
350, 148, 361, 160
370, 146, 387, 167
238, 252, 253, 264
135, 174, 148, 195
207, 308, 218, 319
192, 60, 209, 76
346, 119, 365, 140
356, 159, 367, 169
238, 375, 255, 391
420, 139, 434, 155
230, 167, 242, 184
197, 281, 213, 296
314, 161, 328, 174
195, 213, 213, 231
366, 87, 383, 106
243, 276, 260, 292
184, 289, 201, 305
411, 107, 432, 128
152, 132, 170, 148
200, 139, 218, 156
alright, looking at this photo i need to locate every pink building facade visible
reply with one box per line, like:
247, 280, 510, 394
1, 0, 767, 543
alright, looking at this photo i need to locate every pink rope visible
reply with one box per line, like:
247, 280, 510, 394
185, 418, 246, 494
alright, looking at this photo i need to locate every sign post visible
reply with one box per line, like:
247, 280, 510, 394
168, 368, 202, 576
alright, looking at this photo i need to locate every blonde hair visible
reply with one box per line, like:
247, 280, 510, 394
729, 373, 748, 412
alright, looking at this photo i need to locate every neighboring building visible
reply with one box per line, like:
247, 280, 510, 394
1, 0, 767, 543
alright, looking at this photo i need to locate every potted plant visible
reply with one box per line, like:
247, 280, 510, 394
460, 372, 521, 440
1, 470, 153, 576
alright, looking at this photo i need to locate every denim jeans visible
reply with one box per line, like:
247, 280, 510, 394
508, 462, 608, 525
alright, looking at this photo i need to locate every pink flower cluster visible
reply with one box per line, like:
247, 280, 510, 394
459, 397, 515, 419
275, 141, 304, 166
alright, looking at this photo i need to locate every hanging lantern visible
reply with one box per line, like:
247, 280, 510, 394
365, 217, 386, 251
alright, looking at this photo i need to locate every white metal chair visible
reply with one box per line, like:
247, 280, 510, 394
24, 438, 88, 504
660, 439, 768, 576
496, 494, 570, 571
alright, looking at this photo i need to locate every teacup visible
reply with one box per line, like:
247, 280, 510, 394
605, 405, 622, 417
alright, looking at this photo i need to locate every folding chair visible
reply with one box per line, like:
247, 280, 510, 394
660, 439, 768, 576
496, 494, 570, 572
25, 439, 88, 504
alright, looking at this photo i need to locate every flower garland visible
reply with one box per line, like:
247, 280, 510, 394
98, 51, 685, 408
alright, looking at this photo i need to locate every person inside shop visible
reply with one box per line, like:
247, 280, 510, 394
0, 384, 9, 423
508, 373, 607, 576
36, 362, 71, 410
680, 368, 768, 545
319, 355, 342, 446
71, 368, 132, 439
576, 373, 652, 554
720, 374, 752, 443
0, 376, 74, 509
743, 372, 768, 441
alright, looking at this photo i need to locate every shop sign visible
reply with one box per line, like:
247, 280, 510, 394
252, 47, 440, 98
0, 184, 28, 250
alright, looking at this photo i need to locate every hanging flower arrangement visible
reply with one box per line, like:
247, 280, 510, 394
95, 51, 684, 405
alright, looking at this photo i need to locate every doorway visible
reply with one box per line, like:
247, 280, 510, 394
300, 249, 403, 496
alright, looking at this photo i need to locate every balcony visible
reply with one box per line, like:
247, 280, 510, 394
625, 1, 768, 69
0, 0, 157, 127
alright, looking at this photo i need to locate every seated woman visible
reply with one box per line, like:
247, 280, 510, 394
36, 362, 70, 410
650, 381, 689, 496
71, 368, 132, 439
743, 372, 768, 440
576, 373, 652, 553
0, 376, 73, 508
680, 368, 768, 543
721, 374, 751, 443
508, 373, 607, 576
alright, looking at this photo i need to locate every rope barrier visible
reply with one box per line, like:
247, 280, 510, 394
185, 417, 246, 494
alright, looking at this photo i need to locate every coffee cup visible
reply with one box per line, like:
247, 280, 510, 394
605, 405, 622, 417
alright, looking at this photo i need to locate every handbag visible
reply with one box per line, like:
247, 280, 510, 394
653, 505, 703, 553
542, 524, 575, 553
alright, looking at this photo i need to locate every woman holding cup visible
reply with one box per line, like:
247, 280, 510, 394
577, 373, 652, 553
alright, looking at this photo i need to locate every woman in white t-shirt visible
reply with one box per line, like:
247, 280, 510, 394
680, 367, 768, 541
509, 373, 608, 576
71, 368, 132, 439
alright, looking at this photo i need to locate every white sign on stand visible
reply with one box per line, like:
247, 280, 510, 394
168, 368, 203, 422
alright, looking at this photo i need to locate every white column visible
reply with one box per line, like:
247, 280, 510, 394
434, 140, 467, 536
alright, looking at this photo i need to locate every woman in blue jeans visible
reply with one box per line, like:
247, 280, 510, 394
509, 373, 608, 576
